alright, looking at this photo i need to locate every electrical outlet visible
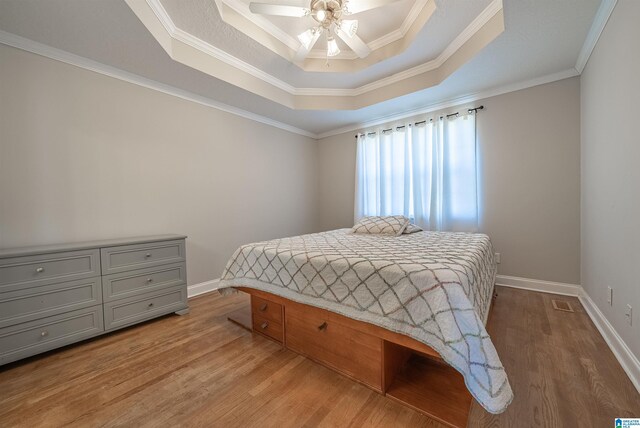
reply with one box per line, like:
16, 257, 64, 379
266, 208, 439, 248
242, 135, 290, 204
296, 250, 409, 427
495, 253, 501, 264
626, 305, 633, 326
607, 286, 613, 306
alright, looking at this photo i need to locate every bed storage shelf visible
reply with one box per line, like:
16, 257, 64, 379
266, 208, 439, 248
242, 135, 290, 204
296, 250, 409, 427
228, 287, 481, 428
385, 347, 473, 428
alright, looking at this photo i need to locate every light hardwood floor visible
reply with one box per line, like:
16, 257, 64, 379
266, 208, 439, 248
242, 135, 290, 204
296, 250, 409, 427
0, 286, 638, 427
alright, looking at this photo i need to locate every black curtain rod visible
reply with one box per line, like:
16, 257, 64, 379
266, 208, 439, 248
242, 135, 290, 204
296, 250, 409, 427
355, 105, 484, 138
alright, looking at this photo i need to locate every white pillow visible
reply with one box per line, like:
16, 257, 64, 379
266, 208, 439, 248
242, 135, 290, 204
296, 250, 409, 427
351, 216, 410, 236
403, 223, 423, 234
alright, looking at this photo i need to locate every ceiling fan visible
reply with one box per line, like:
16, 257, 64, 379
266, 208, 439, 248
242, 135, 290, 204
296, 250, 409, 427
248, 0, 400, 61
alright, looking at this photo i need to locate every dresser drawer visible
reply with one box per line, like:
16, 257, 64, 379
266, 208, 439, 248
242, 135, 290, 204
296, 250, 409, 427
101, 240, 185, 275
251, 296, 283, 324
102, 262, 186, 302
285, 305, 382, 391
104, 286, 187, 330
252, 314, 283, 343
0, 249, 100, 293
0, 277, 102, 329
0, 306, 104, 365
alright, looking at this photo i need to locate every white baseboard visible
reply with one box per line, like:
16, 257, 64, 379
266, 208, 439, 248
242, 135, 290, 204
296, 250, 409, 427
579, 293, 640, 394
495, 274, 583, 297
187, 279, 221, 298
496, 274, 639, 394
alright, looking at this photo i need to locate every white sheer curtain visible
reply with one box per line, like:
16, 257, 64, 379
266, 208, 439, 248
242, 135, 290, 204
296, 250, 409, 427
355, 113, 478, 231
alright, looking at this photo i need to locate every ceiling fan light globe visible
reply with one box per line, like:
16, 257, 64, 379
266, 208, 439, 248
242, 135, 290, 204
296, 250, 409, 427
327, 38, 341, 57
297, 29, 316, 50
341, 19, 358, 37
316, 9, 326, 22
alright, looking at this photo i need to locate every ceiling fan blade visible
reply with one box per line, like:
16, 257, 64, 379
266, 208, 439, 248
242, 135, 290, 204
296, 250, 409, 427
294, 31, 321, 62
335, 27, 371, 58
248, 3, 309, 17
345, 0, 401, 14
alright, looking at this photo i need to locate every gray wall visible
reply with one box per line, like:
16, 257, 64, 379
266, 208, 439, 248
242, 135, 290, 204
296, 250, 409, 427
0, 44, 320, 285
318, 77, 581, 284
581, 1, 640, 358
0, 43, 586, 289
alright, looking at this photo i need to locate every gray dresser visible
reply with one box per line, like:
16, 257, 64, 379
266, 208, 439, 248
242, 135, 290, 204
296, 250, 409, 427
0, 235, 188, 365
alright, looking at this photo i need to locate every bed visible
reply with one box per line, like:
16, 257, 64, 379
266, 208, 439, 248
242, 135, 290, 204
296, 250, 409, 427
218, 228, 513, 425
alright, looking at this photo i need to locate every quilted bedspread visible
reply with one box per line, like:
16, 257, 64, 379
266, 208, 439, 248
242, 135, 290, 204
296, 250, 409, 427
218, 229, 513, 413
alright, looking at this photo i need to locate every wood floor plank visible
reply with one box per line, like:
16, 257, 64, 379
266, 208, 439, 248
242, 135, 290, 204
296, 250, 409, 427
1, 287, 638, 427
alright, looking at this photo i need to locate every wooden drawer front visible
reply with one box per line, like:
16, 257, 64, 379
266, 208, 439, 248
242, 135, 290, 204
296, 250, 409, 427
252, 314, 283, 343
102, 262, 186, 302
0, 250, 100, 293
0, 306, 104, 365
0, 277, 102, 329
104, 286, 187, 330
251, 296, 282, 324
101, 240, 185, 275
286, 305, 382, 391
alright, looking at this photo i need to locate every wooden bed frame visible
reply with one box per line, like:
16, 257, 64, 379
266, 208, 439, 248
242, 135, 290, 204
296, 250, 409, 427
227, 287, 497, 427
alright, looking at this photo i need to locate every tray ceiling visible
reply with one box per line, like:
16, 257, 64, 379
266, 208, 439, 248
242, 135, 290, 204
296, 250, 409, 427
0, 0, 603, 136
126, 0, 504, 109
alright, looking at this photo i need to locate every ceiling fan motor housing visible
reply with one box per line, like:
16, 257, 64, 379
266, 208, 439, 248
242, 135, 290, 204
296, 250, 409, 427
311, 0, 344, 28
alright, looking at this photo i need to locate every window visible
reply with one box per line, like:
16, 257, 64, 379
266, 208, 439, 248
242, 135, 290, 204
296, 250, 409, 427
355, 113, 478, 231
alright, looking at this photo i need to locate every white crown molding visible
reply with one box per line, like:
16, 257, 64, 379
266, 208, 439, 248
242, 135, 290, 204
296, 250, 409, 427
0, 30, 316, 138
575, 0, 617, 73
394, 0, 431, 46
1, 29, 581, 140
146, 0, 176, 34
172, 26, 298, 94
188, 279, 221, 298
346, 0, 503, 97
221, 0, 301, 51
316, 67, 579, 138
579, 292, 640, 394
301, 0, 501, 96
147, 0, 297, 94
0, 0, 607, 134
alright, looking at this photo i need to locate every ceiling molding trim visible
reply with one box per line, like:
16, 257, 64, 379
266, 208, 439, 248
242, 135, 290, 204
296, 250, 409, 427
0, 30, 584, 140
141, 0, 502, 99
575, 0, 617, 73
148, 0, 297, 94
316, 68, 580, 139
147, 0, 177, 33
171, 26, 297, 93
0, 30, 316, 138
341, 0, 503, 97
397, 0, 431, 43
220, 0, 300, 51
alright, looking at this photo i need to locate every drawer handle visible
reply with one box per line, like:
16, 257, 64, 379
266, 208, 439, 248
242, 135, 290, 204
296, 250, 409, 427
35, 267, 45, 273
259, 303, 268, 311
145, 253, 152, 258
317, 322, 328, 331
40, 330, 49, 337
146, 278, 153, 283
148, 302, 154, 308
260, 322, 269, 330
